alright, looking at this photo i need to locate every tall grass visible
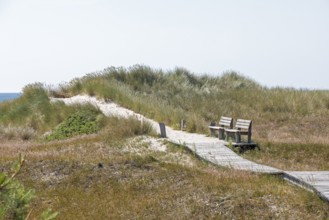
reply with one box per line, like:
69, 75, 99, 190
0, 83, 101, 137
1, 73, 329, 218
51, 65, 329, 144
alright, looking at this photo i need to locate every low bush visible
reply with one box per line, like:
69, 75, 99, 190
0, 155, 58, 220
46, 109, 104, 141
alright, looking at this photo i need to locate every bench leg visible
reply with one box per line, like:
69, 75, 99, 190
248, 133, 251, 143
225, 131, 230, 141
219, 129, 224, 140
235, 133, 241, 143
210, 128, 215, 137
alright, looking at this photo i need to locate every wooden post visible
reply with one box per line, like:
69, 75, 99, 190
180, 119, 186, 131
210, 121, 216, 137
159, 122, 166, 138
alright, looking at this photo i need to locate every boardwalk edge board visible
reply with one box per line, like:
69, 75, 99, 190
283, 172, 329, 203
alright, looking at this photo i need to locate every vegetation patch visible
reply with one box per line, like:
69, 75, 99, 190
49, 65, 329, 169
0, 125, 36, 141
16, 143, 329, 219
0, 155, 58, 220
52, 65, 329, 144
1, 65, 329, 218
45, 109, 103, 141
243, 141, 329, 171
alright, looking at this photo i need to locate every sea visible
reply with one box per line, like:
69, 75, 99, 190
0, 93, 21, 102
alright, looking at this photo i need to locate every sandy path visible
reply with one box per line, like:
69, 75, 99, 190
51, 95, 217, 144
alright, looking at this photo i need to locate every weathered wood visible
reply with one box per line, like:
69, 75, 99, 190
159, 123, 166, 138
209, 116, 233, 140
225, 119, 252, 143
219, 117, 233, 127
284, 171, 329, 203
180, 119, 186, 131
180, 134, 329, 203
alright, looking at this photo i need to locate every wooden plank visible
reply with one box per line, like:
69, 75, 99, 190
226, 142, 257, 147
235, 119, 251, 130
225, 128, 239, 132
236, 119, 252, 123
159, 123, 167, 138
181, 141, 281, 174
221, 116, 232, 120
218, 116, 233, 128
208, 126, 221, 130
284, 171, 329, 203
219, 122, 232, 126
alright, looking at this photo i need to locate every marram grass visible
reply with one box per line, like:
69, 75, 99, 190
0, 65, 329, 219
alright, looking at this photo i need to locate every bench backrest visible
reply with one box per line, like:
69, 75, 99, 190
235, 119, 252, 131
219, 116, 233, 128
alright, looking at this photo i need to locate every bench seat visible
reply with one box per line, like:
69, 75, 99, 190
208, 126, 221, 130
225, 128, 249, 134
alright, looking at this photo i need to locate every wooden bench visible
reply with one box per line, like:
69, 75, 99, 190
225, 119, 252, 143
209, 116, 233, 140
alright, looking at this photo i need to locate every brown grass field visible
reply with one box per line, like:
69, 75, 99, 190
0, 132, 328, 219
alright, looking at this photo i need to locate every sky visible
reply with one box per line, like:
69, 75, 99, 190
0, 0, 328, 92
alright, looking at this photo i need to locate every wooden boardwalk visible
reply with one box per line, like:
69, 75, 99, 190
163, 127, 281, 174
186, 142, 281, 174
164, 126, 329, 203
284, 171, 329, 203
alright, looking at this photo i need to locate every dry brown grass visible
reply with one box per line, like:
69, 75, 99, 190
242, 141, 329, 171
1, 73, 329, 218
253, 114, 329, 145
1, 134, 328, 219
0, 125, 36, 141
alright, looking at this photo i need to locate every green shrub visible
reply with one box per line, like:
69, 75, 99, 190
46, 109, 104, 141
0, 155, 34, 220
0, 155, 58, 220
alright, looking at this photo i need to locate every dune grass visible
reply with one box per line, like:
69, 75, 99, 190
47, 65, 329, 171
52, 65, 329, 144
0, 83, 84, 137
1, 65, 329, 218
0, 133, 327, 219
243, 141, 329, 171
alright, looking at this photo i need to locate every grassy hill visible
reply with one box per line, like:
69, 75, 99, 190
52, 65, 329, 144
52, 65, 329, 170
0, 65, 329, 218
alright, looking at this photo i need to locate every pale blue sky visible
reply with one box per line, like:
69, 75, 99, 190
0, 0, 328, 92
